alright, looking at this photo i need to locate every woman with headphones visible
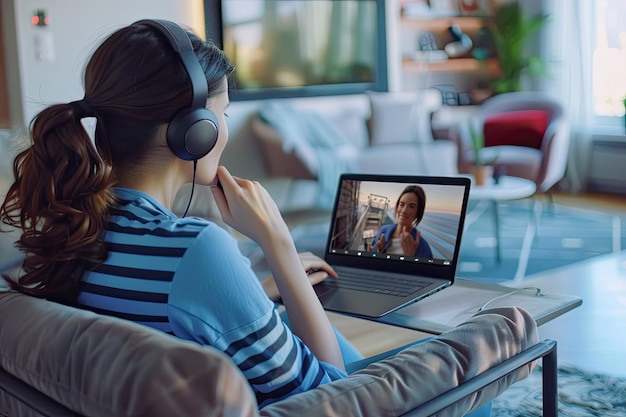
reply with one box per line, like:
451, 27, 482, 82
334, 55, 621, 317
0, 20, 348, 407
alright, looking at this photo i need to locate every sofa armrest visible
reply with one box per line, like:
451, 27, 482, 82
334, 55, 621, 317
403, 339, 557, 417
260, 306, 539, 417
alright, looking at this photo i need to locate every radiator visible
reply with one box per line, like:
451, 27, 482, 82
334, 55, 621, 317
587, 135, 626, 194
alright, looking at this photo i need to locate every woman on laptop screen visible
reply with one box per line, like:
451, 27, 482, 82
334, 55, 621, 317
370, 185, 433, 258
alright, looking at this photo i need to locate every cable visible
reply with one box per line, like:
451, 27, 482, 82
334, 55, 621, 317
477, 287, 544, 312
182, 160, 197, 218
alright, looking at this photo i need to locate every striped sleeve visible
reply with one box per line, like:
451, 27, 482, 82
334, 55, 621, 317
77, 198, 208, 334
167, 226, 346, 407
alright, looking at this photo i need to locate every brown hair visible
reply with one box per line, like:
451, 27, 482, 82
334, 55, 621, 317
0, 22, 234, 303
395, 185, 427, 227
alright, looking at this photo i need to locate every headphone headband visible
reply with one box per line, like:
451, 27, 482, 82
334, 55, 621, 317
133, 19, 219, 161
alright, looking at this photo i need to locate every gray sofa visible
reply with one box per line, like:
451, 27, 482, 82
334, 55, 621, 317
0, 287, 550, 417
216, 90, 459, 215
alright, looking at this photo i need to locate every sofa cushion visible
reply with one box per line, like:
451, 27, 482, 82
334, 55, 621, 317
357, 141, 458, 176
0, 291, 258, 417
366, 90, 442, 146
480, 146, 542, 183
483, 110, 550, 149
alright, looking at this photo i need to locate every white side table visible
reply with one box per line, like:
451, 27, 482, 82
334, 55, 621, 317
466, 175, 537, 262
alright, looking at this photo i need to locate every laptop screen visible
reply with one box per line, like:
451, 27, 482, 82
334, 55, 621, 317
324, 174, 470, 278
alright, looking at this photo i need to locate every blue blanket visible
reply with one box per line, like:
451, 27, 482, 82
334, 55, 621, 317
258, 101, 358, 209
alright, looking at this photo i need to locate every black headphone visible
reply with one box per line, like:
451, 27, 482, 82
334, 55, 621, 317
135, 19, 219, 161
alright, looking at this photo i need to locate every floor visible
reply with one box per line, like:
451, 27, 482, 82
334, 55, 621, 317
328, 190, 626, 378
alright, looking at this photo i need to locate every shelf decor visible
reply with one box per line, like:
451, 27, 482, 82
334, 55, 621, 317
428, 0, 459, 16
459, 0, 491, 16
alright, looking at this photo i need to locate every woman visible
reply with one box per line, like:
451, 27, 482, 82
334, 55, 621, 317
371, 185, 433, 258
0, 20, 347, 407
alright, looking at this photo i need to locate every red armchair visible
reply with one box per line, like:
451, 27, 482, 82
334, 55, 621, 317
452, 92, 570, 193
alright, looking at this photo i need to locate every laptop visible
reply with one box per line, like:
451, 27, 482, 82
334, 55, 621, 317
314, 173, 471, 318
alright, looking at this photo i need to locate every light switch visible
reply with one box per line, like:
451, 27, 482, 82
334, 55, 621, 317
34, 32, 55, 62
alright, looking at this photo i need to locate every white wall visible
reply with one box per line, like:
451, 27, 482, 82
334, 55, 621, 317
7, 0, 204, 127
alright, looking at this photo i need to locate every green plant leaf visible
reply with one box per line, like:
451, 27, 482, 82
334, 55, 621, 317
489, 2, 549, 92
469, 121, 484, 166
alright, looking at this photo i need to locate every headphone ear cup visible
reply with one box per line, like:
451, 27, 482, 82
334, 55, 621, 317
167, 108, 219, 160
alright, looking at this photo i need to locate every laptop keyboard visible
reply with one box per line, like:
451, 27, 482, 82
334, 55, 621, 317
322, 269, 431, 297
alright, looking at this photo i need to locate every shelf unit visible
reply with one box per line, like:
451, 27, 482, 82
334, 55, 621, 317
402, 57, 500, 74
398, 2, 500, 95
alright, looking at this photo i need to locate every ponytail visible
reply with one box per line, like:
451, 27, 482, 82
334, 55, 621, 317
0, 101, 117, 303
1, 21, 234, 304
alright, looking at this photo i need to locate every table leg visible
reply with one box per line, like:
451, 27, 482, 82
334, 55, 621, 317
492, 200, 501, 263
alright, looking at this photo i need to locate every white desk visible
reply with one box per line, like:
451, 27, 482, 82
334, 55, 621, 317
466, 175, 536, 262
371, 278, 582, 335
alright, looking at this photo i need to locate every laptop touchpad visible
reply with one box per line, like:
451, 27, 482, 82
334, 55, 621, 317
314, 284, 332, 298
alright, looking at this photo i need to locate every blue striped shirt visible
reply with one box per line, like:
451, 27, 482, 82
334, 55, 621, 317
77, 188, 346, 407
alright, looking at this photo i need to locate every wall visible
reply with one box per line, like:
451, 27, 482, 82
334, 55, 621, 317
4, 0, 204, 128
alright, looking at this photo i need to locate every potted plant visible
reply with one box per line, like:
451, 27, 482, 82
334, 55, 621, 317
468, 120, 494, 185
488, 2, 549, 94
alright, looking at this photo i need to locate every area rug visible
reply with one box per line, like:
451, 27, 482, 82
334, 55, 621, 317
456, 199, 625, 283
491, 363, 626, 416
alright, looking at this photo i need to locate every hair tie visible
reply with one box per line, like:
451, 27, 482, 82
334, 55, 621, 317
70, 99, 96, 118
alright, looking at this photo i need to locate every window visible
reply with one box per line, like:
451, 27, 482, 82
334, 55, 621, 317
209, 0, 388, 100
592, 0, 626, 117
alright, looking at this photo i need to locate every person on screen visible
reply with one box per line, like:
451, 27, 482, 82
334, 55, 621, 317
371, 185, 433, 258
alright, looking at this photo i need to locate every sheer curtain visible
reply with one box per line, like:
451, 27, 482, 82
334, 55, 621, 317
539, 0, 595, 192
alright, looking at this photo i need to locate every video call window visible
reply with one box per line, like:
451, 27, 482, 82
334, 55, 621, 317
328, 180, 466, 264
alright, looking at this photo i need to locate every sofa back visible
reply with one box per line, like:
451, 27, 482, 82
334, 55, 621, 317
0, 291, 258, 417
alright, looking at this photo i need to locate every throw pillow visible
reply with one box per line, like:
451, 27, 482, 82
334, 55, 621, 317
366, 90, 442, 146
483, 110, 550, 149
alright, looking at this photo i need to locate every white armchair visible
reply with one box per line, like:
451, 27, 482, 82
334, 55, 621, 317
451, 92, 569, 194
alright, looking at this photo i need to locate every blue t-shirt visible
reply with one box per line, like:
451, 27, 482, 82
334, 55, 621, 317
372, 223, 433, 258
76, 188, 346, 407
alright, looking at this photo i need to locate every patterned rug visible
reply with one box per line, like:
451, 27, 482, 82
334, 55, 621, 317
456, 199, 625, 283
492, 363, 626, 416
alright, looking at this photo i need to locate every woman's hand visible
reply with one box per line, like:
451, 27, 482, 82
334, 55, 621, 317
399, 225, 420, 256
298, 251, 338, 282
375, 233, 386, 252
262, 252, 338, 302
210, 166, 290, 247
